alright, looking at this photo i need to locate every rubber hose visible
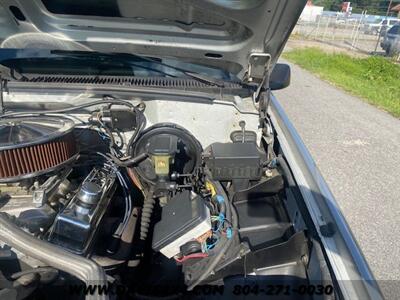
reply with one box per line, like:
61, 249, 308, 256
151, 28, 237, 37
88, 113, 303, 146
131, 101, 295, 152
187, 207, 237, 291
276, 155, 296, 187
140, 189, 155, 240
187, 176, 238, 291
109, 153, 148, 167
204, 169, 229, 221
0, 213, 108, 300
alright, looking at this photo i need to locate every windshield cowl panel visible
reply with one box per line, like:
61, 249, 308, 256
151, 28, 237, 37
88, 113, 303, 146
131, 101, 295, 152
0, 49, 238, 82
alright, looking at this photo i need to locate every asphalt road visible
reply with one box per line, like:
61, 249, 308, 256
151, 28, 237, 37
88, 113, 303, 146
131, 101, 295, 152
274, 61, 400, 299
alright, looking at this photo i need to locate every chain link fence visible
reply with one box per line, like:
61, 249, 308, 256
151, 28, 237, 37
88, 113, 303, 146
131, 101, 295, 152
293, 13, 400, 61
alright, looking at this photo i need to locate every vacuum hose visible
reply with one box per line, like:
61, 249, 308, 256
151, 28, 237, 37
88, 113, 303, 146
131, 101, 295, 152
0, 213, 108, 300
187, 177, 238, 291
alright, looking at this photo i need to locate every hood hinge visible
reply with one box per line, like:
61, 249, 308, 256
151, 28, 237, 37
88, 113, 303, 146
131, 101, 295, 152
248, 53, 271, 107
247, 53, 275, 149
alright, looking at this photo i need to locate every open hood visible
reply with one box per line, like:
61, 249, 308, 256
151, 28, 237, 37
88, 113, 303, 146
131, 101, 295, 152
0, 0, 306, 81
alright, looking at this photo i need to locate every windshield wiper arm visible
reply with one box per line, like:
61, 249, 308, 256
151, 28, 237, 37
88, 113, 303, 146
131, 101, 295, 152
122, 54, 227, 87
181, 71, 226, 87
103, 52, 230, 87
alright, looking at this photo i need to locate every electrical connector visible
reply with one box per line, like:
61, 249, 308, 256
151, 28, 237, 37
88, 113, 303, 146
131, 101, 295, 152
226, 228, 233, 239
215, 194, 224, 204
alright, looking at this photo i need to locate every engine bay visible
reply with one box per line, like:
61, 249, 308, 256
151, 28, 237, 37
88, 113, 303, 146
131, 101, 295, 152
0, 98, 329, 299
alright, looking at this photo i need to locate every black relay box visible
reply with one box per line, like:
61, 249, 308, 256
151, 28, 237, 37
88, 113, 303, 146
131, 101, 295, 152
204, 142, 262, 180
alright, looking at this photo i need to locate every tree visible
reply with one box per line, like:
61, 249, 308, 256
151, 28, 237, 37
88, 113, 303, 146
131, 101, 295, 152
312, 0, 342, 10
312, 0, 400, 15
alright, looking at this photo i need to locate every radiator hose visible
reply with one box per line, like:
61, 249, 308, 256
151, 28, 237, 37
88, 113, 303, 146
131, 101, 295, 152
0, 213, 108, 300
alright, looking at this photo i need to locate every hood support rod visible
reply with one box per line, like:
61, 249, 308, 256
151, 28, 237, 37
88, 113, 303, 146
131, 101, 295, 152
250, 54, 275, 151
0, 77, 4, 115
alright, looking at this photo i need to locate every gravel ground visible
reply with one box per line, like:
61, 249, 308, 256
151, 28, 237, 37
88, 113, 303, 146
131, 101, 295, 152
274, 61, 400, 299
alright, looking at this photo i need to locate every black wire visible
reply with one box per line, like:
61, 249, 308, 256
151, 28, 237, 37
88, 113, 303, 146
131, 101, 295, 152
1, 96, 146, 158
99, 124, 118, 150
127, 108, 146, 151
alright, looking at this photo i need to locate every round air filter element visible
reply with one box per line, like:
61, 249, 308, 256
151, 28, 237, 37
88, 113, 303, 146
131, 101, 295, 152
0, 116, 78, 182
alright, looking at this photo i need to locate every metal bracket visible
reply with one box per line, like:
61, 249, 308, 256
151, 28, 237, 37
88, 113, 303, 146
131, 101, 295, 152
0, 64, 27, 114
248, 53, 272, 105
0, 76, 5, 115
32, 169, 72, 207
247, 53, 271, 82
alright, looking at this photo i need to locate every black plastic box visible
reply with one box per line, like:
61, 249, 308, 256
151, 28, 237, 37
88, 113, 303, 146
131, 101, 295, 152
204, 142, 262, 180
152, 190, 210, 257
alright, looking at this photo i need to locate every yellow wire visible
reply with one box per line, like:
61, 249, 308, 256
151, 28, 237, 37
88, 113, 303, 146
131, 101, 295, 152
206, 181, 216, 197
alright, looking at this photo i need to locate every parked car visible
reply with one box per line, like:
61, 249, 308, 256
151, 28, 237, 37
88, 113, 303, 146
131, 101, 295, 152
364, 17, 399, 35
381, 24, 400, 56
0, 1, 383, 300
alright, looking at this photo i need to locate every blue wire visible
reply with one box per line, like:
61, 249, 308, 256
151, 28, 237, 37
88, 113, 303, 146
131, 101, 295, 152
213, 219, 224, 233
206, 236, 219, 251
97, 130, 109, 141
212, 213, 225, 233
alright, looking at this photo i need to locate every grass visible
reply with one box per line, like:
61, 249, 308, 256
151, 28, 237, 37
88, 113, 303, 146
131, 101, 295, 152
283, 48, 400, 118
